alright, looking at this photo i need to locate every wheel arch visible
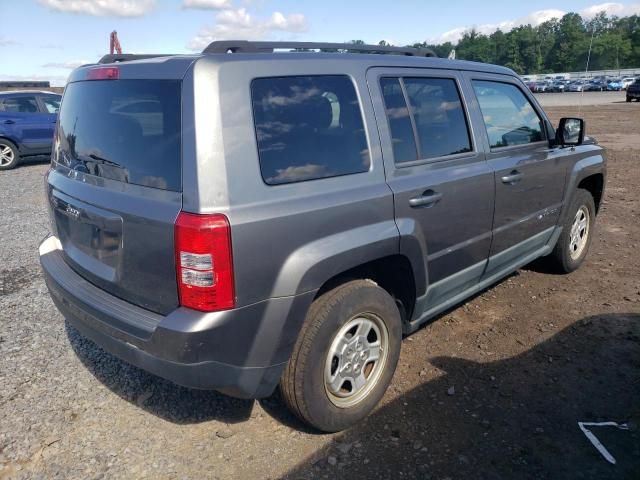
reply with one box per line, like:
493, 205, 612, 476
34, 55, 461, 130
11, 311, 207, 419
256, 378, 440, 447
577, 173, 605, 213
559, 152, 606, 224
313, 254, 417, 325
0, 136, 19, 149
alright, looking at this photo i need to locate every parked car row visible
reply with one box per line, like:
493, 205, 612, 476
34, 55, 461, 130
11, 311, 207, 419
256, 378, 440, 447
525, 76, 638, 93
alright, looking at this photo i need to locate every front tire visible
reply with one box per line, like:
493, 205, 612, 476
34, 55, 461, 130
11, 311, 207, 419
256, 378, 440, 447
547, 189, 596, 273
280, 280, 402, 432
0, 139, 19, 170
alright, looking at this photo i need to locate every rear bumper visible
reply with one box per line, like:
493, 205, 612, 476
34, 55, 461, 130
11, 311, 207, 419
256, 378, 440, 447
39, 236, 315, 398
627, 90, 640, 98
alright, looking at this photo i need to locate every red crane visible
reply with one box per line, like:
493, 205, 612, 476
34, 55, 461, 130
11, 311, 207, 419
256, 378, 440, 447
110, 31, 122, 55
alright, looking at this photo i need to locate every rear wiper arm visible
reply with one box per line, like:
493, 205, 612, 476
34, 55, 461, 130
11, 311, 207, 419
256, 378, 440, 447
87, 153, 121, 167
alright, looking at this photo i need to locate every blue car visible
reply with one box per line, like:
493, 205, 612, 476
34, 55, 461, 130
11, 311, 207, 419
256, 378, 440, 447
606, 78, 623, 91
0, 90, 61, 170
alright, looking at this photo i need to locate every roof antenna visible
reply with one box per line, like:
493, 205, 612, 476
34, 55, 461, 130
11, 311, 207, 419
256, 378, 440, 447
580, 23, 597, 116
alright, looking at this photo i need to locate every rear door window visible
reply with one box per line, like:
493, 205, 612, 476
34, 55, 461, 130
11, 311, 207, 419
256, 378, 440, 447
403, 78, 472, 159
56, 80, 181, 191
1, 96, 39, 113
251, 75, 370, 185
472, 80, 544, 148
380, 77, 472, 163
380, 77, 419, 163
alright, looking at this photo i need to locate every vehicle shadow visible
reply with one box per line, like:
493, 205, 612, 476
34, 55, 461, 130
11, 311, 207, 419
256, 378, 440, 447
522, 255, 563, 274
65, 322, 255, 425
277, 313, 640, 480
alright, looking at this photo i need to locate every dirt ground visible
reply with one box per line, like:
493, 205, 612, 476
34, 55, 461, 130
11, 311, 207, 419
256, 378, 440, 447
534, 90, 628, 107
0, 102, 638, 480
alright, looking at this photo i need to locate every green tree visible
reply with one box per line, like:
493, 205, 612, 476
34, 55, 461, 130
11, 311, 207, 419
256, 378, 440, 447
456, 29, 492, 62
404, 11, 639, 73
549, 13, 586, 71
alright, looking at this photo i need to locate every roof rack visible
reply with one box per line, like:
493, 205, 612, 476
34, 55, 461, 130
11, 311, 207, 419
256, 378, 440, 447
98, 54, 174, 64
202, 41, 437, 57
95, 42, 437, 65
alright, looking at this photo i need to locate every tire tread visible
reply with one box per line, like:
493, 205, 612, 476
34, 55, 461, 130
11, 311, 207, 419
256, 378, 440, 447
281, 281, 364, 424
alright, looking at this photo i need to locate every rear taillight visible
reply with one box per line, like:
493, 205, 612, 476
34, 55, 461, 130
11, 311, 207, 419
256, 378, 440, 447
86, 66, 119, 80
175, 212, 235, 312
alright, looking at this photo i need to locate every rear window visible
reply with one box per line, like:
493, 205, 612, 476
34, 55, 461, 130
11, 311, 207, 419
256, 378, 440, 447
56, 80, 181, 191
251, 75, 370, 185
41, 95, 61, 113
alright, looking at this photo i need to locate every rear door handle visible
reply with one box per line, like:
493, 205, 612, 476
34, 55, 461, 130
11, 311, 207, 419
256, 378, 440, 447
501, 170, 523, 184
3, 119, 15, 125
409, 190, 442, 208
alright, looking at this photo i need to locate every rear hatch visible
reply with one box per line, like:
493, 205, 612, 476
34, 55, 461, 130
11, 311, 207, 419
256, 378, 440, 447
48, 66, 187, 315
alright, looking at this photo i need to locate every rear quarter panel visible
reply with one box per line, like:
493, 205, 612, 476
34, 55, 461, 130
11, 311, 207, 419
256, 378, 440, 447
185, 57, 398, 307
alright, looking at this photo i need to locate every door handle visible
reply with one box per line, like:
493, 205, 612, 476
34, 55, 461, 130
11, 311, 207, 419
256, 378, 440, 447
409, 190, 443, 208
501, 170, 523, 184
3, 119, 15, 125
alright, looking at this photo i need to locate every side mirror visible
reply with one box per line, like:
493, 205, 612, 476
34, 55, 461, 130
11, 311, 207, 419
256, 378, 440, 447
556, 117, 585, 147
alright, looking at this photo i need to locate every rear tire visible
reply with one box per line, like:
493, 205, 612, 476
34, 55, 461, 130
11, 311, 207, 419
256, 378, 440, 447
280, 280, 402, 432
546, 189, 596, 273
0, 139, 19, 170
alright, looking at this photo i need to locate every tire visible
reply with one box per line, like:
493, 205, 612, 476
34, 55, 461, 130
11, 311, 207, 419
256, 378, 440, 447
628, 96, 632, 102
0, 139, 19, 170
547, 189, 596, 273
280, 279, 402, 432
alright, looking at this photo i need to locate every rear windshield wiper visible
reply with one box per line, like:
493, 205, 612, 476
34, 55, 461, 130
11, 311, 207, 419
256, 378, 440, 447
87, 153, 122, 168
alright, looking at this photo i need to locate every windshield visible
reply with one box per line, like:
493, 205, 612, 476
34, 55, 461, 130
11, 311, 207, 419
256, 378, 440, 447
56, 80, 181, 191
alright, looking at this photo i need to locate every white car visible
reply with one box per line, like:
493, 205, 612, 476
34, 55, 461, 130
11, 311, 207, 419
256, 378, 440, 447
622, 77, 637, 90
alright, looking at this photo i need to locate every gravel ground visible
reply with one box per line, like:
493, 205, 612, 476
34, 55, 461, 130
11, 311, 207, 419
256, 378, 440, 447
1, 104, 639, 480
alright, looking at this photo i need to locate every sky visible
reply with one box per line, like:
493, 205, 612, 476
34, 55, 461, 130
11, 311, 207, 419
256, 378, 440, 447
1, 0, 639, 86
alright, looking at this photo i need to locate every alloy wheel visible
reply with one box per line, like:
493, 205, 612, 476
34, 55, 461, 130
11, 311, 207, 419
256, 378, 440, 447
324, 313, 389, 408
0, 144, 15, 167
569, 206, 590, 260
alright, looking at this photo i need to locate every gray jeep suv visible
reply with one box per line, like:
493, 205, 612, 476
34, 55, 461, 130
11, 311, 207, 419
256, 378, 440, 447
39, 41, 606, 432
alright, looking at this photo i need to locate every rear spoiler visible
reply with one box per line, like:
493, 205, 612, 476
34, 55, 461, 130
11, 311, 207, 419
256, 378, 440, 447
98, 54, 174, 64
